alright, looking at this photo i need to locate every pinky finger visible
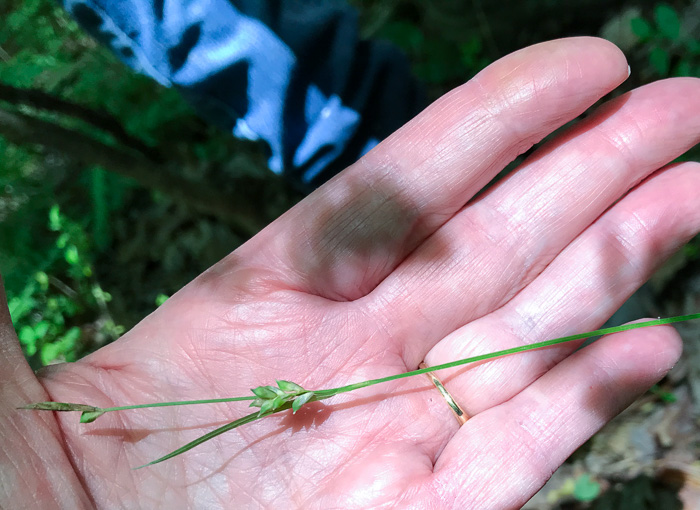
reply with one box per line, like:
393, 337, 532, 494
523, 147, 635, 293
429, 324, 683, 509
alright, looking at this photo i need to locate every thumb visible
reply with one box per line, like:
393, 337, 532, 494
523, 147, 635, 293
0, 276, 94, 506
0, 273, 49, 404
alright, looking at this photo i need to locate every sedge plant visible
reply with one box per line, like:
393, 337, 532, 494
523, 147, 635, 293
19, 313, 700, 469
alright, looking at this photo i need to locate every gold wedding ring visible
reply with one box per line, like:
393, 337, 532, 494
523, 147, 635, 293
419, 362, 468, 426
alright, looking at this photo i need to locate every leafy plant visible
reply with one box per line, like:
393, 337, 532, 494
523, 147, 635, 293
631, 4, 700, 78
629, 3, 700, 263
8, 205, 123, 366
0, 0, 258, 361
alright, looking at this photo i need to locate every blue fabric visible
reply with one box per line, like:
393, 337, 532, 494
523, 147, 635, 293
58, 0, 425, 191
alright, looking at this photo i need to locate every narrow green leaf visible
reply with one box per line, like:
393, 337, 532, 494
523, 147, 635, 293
277, 380, 304, 393
314, 314, 700, 399
134, 411, 261, 469
80, 411, 106, 423
292, 392, 314, 413
251, 386, 277, 399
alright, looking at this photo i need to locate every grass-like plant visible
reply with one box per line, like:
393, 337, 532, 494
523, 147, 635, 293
20, 313, 700, 469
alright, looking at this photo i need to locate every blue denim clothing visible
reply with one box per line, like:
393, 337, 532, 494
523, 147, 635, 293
57, 0, 425, 191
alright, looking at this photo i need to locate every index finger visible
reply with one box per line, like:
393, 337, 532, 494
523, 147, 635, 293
240, 38, 629, 301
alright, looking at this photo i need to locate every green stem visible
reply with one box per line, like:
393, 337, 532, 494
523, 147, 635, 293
313, 313, 700, 399
138, 313, 700, 467
98, 395, 256, 413
20, 313, 700, 468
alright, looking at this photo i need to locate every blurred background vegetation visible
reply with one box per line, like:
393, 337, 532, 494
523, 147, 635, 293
1, 1, 699, 508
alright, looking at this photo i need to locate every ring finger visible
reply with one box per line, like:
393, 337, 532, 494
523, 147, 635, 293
423, 161, 700, 420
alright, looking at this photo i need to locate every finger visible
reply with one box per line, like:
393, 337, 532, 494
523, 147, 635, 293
422, 162, 700, 416
430, 323, 682, 509
241, 38, 628, 300
371, 78, 700, 361
0, 277, 27, 380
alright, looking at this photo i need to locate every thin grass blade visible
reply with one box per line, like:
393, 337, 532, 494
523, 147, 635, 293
134, 411, 261, 469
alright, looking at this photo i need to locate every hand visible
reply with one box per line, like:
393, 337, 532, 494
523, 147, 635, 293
3, 37, 700, 509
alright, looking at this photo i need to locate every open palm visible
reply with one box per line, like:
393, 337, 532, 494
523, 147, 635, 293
4, 38, 700, 509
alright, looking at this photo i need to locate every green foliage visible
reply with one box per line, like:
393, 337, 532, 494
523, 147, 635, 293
0, 129, 134, 335
630, 3, 700, 261
7, 206, 124, 366
0, 0, 196, 146
377, 20, 489, 86
0, 0, 257, 362
631, 4, 700, 79
590, 475, 681, 510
